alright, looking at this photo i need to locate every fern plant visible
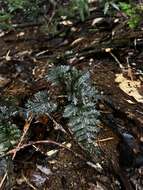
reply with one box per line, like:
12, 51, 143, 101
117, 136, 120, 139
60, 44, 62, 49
46, 65, 101, 156
25, 66, 101, 157
0, 98, 21, 155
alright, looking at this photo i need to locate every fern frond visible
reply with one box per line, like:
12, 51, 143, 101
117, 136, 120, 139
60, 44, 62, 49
46, 65, 101, 156
0, 97, 19, 121
0, 122, 21, 155
47, 66, 99, 104
0, 106, 10, 121
0, 97, 21, 155
25, 91, 57, 115
70, 71, 100, 105
46, 65, 71, 86
63, 102, 100, 154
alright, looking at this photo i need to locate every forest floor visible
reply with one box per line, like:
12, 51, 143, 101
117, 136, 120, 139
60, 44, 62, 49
0, 3, 143, 190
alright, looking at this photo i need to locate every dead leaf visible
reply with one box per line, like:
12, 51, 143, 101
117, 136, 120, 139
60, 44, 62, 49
115, 73, 143, 103
0, 76, 10, 88
36, 165, 52, 176
71, 37, 85, 46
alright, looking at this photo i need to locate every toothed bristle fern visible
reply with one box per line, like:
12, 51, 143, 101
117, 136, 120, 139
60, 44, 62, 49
63, 103, 101, 155
25, 66, 101, 157
46, 65, 101, 156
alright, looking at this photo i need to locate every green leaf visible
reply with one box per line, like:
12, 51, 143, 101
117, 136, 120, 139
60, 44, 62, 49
104, 2, 110, 14
0, 123, 21, 155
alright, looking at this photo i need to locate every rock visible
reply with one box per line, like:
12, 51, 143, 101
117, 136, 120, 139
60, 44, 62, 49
0, 76, 10, 88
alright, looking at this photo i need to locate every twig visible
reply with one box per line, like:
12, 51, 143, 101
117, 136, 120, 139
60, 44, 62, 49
108, 51, 124, 70
22, 171, 37, 190
0, 171, 7, 189
126, 56, 134, 81
12, 22, 44, 29
45, 10, 55, 28
8, 140, 81, 158
96, 137, 114, 143
7, 140, 92, 168
12, 114, 33, 160
7, 140, 103, 174
45, 113, 67, 133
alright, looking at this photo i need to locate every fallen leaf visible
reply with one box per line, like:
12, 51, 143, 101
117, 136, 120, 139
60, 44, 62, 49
115, 74, 143, 103
36, 165, 52, 176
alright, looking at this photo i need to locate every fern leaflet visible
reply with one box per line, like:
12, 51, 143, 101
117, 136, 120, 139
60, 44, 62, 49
25, 91, 57, 116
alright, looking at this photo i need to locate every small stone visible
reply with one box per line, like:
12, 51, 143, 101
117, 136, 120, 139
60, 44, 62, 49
92, 18, 104, 26
0, 76, 10, 88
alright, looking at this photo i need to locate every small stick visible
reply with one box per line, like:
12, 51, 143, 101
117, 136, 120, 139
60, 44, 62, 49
96, 137, 114, 143
110, 52, 124, 70
45, 113, 66, 133
105, 48, 124, 70
8, 140, 83, 159
12, 114, 33, 160
22, 172, 37, 190
0, 171, 7, 189
7, 140, 102, 173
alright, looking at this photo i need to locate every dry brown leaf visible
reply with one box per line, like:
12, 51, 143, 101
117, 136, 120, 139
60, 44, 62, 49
115, 73, 143, 103
0, 76, 10, 88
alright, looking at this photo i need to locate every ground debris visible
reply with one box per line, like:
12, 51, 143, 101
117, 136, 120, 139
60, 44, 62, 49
0, 2, 143, 189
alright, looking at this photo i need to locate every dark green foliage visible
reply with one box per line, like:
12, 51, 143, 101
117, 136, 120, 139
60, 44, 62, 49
0, 98, 21, 155
0, 0, 46, 29
6, 0, 26, 12
47, 65, 101, 155
0, 96, 19, 121
73, 0, 90, 21
0, 12, 12, 30
27, 65, 101, 156
102, 0, 142, 28
0, 105, 17, 122
47, 66, 100, 103
0, 123, 21, 155
119, 2, 142, 29
6, 0, 43, 20
25, 91, 57, 116
0, 0, 90, 31
56, 0, 90, 22
46, 65, 71, 86
0, 157, 7, 176
63, 103, 100, 154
